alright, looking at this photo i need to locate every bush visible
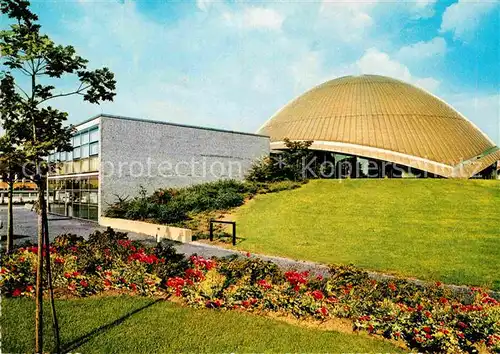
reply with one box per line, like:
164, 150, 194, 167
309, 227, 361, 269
104, 179, 303, 227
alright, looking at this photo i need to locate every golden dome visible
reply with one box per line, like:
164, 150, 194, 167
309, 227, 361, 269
258, 75, 500, 178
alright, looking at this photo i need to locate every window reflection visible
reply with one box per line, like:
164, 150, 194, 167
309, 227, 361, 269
48, 175, 99, 221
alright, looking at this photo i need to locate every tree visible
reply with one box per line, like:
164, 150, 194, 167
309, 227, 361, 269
0, 135, 27, 252
246, 138, 314, 182
0, 0, 116, 352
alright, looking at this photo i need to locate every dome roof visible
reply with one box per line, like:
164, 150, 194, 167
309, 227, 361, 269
258, 75, 500, 178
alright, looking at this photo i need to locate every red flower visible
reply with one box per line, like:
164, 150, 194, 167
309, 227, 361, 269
417, 304, 424, 311
242, 300, 250, 307
424, 311, 432, 318
423, 326, 432, 334
72, 271, 80, 277
26, 285, 34, 292
80, 279, 89, 287
185, 268, 204, 282
12, 288, 22, 297
435, 281, 442, 287
439, 297, 448, 304
104, 279, 112, 287
68, 283, 76, 292
64, 272, 72, 278
54, 257, 65, 265
257, 279, 272, 289
130, 283, 137, 291
327, 296, 338, 303
457, 322, 468, 329
317, 307, 328, 316
316, 275, 323, 281
311, 290, 324, 300
388, 282, 397, 291
284, 271, 308, 289
457, 332, 465, 339
246, 252, 251, 258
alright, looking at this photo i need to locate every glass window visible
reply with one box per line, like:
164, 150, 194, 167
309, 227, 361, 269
67, 149, 73, 161
89, 157, 99, 172
73, 160, 81, 173
90, 128, 99, 142
73, 147, 81, 159
90, 142, 99, 156
81, 145, 89, 158
73, 134, 81, 147
81, 158, 90, 172
89, 177, 98, 190
89, 191, 98, 204
81, 131, 90, 145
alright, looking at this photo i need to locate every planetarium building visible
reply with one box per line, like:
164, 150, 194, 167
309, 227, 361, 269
258, 75, 500, 179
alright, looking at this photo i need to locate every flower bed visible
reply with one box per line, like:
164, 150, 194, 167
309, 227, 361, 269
1, 228, 499, 353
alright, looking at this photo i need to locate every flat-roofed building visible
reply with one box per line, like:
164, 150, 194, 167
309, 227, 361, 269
47, 114, 269, 221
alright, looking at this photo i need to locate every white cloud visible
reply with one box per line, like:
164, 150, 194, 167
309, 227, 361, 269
197, 0, 214, 12
411, 0, 438, 18
447, 93, 500, 143
223, 7, 285, 31
440, 0, 499, 41
397, 37, 447, 60
317, 0, 377, 42
355, 48, 441, 92
289, 52, 326, 92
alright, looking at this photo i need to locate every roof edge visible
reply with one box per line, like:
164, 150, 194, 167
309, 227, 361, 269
73, 114, 270, 139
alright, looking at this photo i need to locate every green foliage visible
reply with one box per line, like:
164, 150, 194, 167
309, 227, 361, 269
246, 138, 315, 182
0, 0, 116, 177
105, 179, 303, 226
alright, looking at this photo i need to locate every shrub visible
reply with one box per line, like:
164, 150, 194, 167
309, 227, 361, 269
104, 179, 303, 227
1, 237, 499, 353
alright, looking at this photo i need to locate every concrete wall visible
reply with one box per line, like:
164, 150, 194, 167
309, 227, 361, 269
100, 216, 192, 243
99, 116, 269, 215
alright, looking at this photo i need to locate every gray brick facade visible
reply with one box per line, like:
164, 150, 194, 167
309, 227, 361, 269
98, 115, 269, 217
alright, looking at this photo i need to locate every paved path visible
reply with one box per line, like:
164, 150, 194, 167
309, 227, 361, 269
1, 206, 328, 275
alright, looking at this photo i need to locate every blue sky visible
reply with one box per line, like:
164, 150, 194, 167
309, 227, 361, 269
2, 0, 500, 143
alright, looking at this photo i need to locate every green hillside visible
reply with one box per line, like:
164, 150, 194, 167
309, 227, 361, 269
233, 179, 500, 289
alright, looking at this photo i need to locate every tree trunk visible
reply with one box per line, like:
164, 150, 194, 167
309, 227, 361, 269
42, 184, 60, 352
6, 177, 14, 252
35, 182, 44, 354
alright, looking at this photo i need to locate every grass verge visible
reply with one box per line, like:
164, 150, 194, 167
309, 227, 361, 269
1, 296, 403, 353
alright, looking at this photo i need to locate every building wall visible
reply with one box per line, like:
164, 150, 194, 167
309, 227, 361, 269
99, 116, 269, 216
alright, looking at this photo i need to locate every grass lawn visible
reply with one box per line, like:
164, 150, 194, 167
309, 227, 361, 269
1, 296, 402, 353
233, 179, 500, 289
